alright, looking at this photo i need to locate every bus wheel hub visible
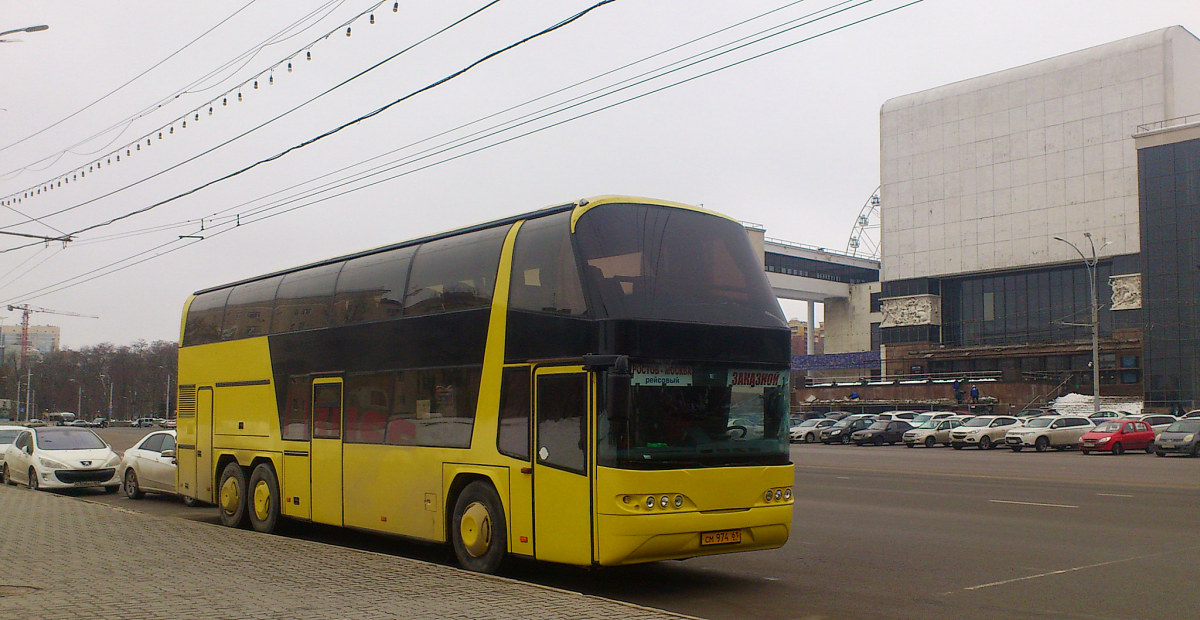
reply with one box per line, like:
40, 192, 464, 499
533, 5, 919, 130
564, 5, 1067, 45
460, 502, 492, 557
220, 477, 240, 514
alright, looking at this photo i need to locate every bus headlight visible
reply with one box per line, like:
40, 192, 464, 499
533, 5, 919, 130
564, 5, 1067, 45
674, 495, 683, 508
645, 496, 655, 510
783, 488, 792, 500
764, 490, 773, 502
660, 496, 669, 509
774, 489, 783, 501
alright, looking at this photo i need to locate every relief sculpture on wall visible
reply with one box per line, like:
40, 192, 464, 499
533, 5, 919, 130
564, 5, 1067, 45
880, 294, 941, 327
1109, 273, 1141, 311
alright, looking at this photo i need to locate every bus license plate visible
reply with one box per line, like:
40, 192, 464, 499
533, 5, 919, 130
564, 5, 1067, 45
700, 529, 741, 546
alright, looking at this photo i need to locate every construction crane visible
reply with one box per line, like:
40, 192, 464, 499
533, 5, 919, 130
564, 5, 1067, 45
5, 304, 98, 371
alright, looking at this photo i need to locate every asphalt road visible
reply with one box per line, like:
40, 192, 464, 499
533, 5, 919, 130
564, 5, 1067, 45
77, 428, 1200, 619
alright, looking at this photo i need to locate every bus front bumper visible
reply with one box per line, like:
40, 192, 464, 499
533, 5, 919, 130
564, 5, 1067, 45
595, 504, 792, 566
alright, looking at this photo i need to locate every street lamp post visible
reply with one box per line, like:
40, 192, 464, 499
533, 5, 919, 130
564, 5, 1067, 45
1054, 233, 1106, 416
0, 24, 49, 38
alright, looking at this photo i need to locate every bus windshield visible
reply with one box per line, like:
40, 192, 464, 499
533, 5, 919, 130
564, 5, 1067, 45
598, 364, 790, 469
573, 203, 786, 328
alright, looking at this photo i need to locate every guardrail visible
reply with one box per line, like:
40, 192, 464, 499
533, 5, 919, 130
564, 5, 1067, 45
1136, 113, 1200, 134
763, 236, 877, 262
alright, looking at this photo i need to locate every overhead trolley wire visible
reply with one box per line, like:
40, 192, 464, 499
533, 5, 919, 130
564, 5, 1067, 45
0, 0, 261, 155
0, 0, 356, 182
2, 0, 921, 303
0, 0, 506, 234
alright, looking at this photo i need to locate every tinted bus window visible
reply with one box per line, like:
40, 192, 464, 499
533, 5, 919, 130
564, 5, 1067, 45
332, 247, 415, 326
183, 289, 231, 346
271, 263, 341, 333
509, 213, 586, 316
497, 367, 531, 459
574, 203, 785, 328
222, 276, 283, 340
281, 376, 311, 441
404, 227, 508, 316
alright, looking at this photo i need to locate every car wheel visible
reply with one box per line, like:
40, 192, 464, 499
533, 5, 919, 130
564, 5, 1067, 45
1145, 443, 1155, 454
874, 436, 884, 447
1081, 449, 1090, 455
905, 442, 914, 448
218, 461, 249, 528
840, 435, 850, 445
1155, 448, 1166, 457
248, 463, 281, 534
806, 432, 817, 443
952, 444, 963, 450
451, 480, 507, 573
124, 469, 144, 499
924, 436, 936, 448
979, 436, 993, 450
1112, 442, 1124, 456
1033, 436, 1048, 452
0, 464, 8, 486
1190, 444, 1200, 458
28, 468, 39, 491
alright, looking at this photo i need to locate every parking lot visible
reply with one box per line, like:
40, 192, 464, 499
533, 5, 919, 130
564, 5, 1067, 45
4, 424, 1198, 618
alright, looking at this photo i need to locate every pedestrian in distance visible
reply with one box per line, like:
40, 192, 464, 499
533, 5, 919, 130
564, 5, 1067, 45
969, 384, 980, 403
952, 378, 964, 404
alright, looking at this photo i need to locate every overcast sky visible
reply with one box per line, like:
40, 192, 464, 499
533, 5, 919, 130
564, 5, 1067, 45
1, 1, 1196, 348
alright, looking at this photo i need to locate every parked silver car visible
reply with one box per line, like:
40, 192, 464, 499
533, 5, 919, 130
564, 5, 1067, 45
1004, 415, 1094, 452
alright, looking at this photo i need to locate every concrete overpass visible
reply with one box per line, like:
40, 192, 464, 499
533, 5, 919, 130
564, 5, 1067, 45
745, 226, 881, 359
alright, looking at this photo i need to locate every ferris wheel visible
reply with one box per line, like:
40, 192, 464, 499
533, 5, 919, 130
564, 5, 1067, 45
845, 187, 881, 260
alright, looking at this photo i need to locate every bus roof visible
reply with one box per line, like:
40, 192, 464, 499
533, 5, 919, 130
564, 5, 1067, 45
192, 195, 729, 296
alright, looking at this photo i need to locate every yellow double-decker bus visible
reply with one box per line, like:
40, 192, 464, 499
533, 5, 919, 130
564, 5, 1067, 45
176, 196, 793, 572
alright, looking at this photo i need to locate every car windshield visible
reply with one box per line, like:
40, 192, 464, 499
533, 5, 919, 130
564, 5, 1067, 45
915, 420, 939, 429
1093, 422, 1123, 433
798, 419, 822, 428
866, 421, 889, 431
35, 428, 106, 450
1165, 420, 1200, 433
962, 417, 992, 427
1025, 418, 1054, 428
598, 364, 789, 469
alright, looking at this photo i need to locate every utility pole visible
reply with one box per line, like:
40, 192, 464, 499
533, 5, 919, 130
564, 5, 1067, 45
1054, 233, 1107, 416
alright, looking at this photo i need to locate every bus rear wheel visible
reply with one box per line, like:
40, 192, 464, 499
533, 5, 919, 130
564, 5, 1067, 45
218, 462, 248, 528
451, 481, 507, 574
248, 463, 281, 534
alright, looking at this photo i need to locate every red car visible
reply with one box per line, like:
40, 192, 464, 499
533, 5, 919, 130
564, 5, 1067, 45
1080, 419, 1155, 455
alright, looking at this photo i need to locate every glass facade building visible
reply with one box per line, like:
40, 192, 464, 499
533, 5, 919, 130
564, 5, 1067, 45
1138, 133, 1200, 407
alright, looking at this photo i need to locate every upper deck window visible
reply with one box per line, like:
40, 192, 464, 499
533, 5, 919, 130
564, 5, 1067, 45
573, 203, 785, 328
509, 212, 586, 316
404, 227, 507, 316
183, 289, 231, 346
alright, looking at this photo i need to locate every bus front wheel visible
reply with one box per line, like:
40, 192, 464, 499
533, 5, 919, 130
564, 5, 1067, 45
218, 462, 248, 529
248, 463, 281, 534
451, 481, 507, 573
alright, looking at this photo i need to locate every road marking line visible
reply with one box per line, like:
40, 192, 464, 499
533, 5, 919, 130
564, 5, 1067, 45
989, 499, 1077, 509
939, 547, 1200, 597
1097, 493, 1133, 498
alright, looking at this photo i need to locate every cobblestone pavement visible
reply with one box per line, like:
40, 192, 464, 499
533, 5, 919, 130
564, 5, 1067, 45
0, 485, 692, 619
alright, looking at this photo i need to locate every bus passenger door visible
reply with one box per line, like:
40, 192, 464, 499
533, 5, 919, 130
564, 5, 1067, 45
310, 378, 343, 526
195, 387, 214, 502
532, 367, 592, 564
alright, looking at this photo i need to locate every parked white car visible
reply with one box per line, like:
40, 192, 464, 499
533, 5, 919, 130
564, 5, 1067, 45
0, 425, 24, 454
1004, 415, 1094, 452
1121, 414, 1178, 437
949, 415, 1022, 450
903, 418, 963, 448
909, 411, 956, 428
119, 430, 184, 500
1, 426, 121, 492
790, 418, 835, 443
